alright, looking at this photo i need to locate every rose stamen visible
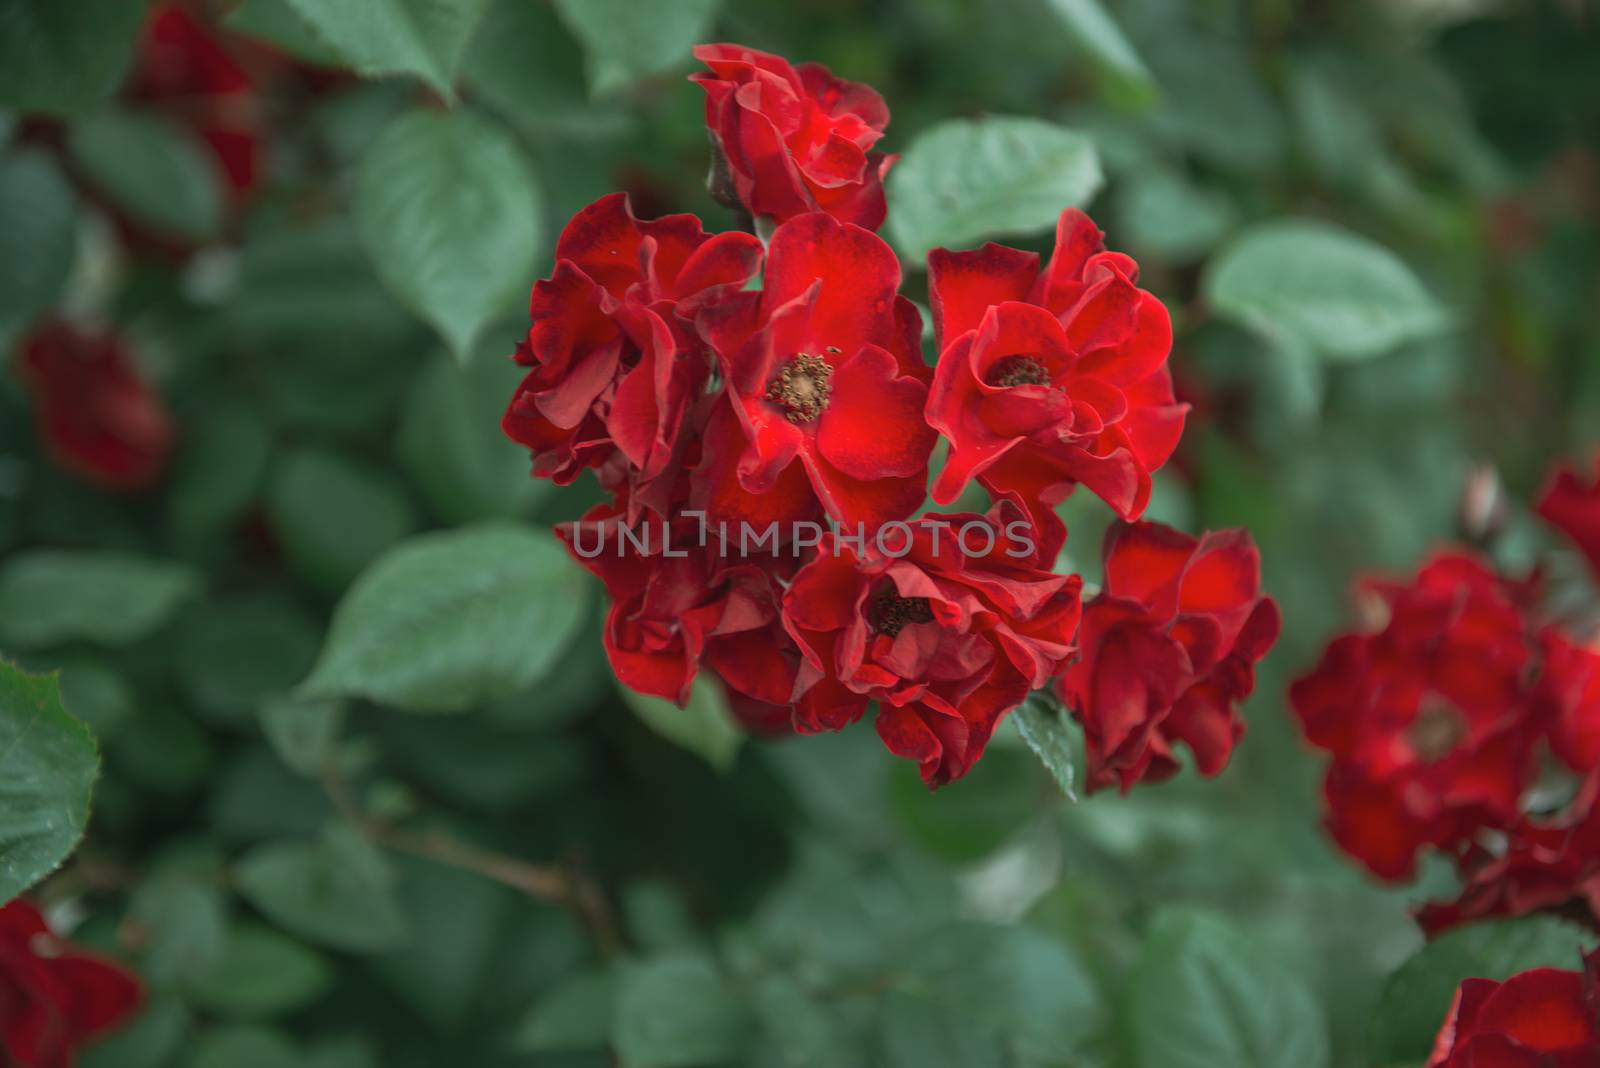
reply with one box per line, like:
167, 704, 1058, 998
869, 588, 934, 637
766, 352, 834, 423
987, 355, 1051, 388
1409, 698, 1468, 763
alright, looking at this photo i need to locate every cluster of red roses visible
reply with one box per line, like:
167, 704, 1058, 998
1425, 947, 1600, 1068
503, 44, 1278, 787
0, 899, 141, 1068
1293, 454, 1600, 930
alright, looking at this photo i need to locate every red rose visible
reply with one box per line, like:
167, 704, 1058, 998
503, 194, 763, 514
691, 44, 893, 229
1290, 552, 1540, 880
693, 212, 934, 532
129, 6, 263, 197
925, 209, 1188, 561
1058, 520, 1278, 793
17, 321, 175, 493
1537, 450, 1600, 583
557, 500, 797, 709
782, 502, 1081, 786
0, 899, 142, 1068
1539, 627, 1600, 775
1418, 771, 1600, 935
1424, 949, 1600, 1068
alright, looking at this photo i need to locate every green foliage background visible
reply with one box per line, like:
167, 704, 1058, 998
1, 0, 1597, 1065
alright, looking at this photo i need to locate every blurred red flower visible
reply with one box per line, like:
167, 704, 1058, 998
1290, 552, 1540, 880
692, 44, 893, 229
926, 209, 1187, 562
1059, 520, 1278, 793
17, 321, 174, 493
0, 899, 142, 1068
1537, 450, 1600, 583
1424, 949, 1600, 1068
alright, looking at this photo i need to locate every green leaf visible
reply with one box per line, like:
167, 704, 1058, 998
174, 595, 323, 727
130, 874, 229, 987
299, 522, 591, 713
1368, 916, 1593, 1066
551, 0, 720, 96
0, 0, 147, 115
166, 400, 274, 551
224, 0, 346, 68
67, 111, 224, 242
79, 996, 192, 1068
890, 922, 1103, 1061
266, 448, 420, 597
887, 116, 1103, 262
1043, 0, 1158, 107
276, 0, 493, 96
191, 924, 333, 1019
515, 969, 615, 1052
613, 951, 749, 1068
1125, 908, 1329, 1068
1204, 220, 1452, 361
0, 149, 78, 348
0, 662, 98, 903
396, 345, 550, 523
1012, 693, 1077, 801
355, 109, 542, 359
1118, 168, 1234, 262
188, 1026, 300, 1068
235, 824, 409, 953
260, 697, 344, 779
618, 673, 744, 773
0, 551, 201, 649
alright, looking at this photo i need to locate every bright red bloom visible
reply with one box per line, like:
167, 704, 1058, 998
503, 194, 763, 514
1290, 552, 1540, 881
782, 502, 1081, 786
1537, 451, 1600, 583
693, 212, 934, 532
1539, 627, 1600, 775
17, 322, 174, 493
129, 6, 262, 196
691, 44, 893, 230
557, 501, 797, 709
1424, 949, 1600, 1068
1058, 520, 1278, 793
1418, 772, 1600, 935
0, 899, 142, 1068
926, 209, 1188, 561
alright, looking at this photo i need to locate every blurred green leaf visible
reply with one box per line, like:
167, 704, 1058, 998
235, 824, 409, 953
516, 968, 615, 1053
613, 951, 749, 1068
174, 594, 322, 727
224, 0, 346, 68
887, 116, 1102, 262
397, 347, 550, 524
356, 109, 542, 359
260, 697, 344, 779
552, 0, 720, 97
1117, 167, 1233, 262
1012, 693, 1077, 800
619, 674, 744, 773
0, 551, 201, 649
0, 149, 77, 348
166, 400, 273, 550
0, 662, 97, 904
1044, 0, 1158, 107
266, 447, 420, 597
193, 923, 333, 1019
188, 1026, 300, 1068
1205, 219, 1452, 361
299, 523, 590, 713
275, 0, 492, 96
130, 873, 229, 988
466, 0, 633, 141
1124, 907, 1329, 1068
54, 659, 134, 740
0, 0, 146, 115
890, 747, 1038, 863
1367, 915, 1593, 1066
67, 111, 224, 242
79, 996, 192, 1068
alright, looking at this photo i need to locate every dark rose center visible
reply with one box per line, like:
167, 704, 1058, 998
869, 588, 934, 637
987, 355, 1051, 388
1408, 698, 1468, 763
766, 352, 834, 423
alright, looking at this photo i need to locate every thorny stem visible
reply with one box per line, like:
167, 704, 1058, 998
320, 763, 622, 957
